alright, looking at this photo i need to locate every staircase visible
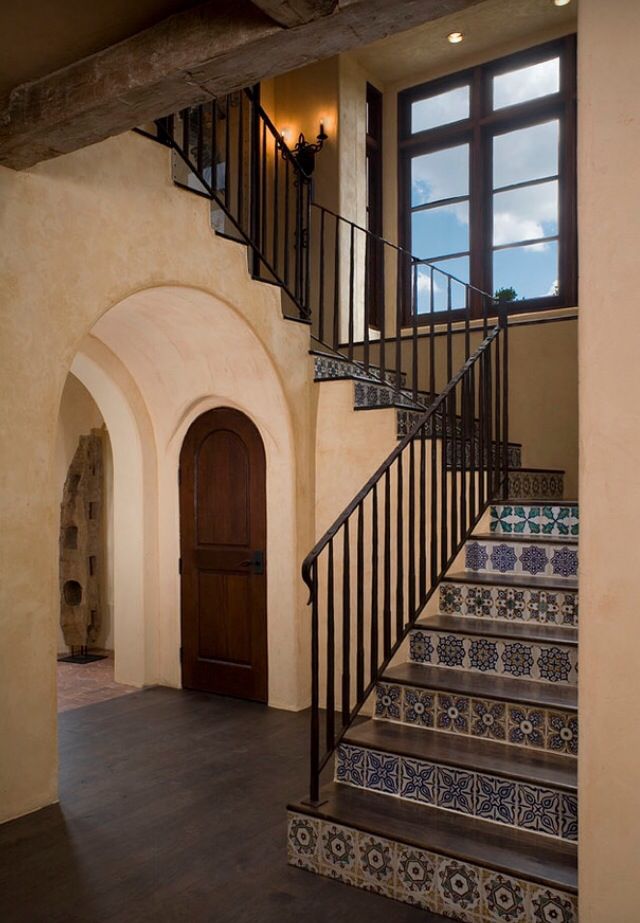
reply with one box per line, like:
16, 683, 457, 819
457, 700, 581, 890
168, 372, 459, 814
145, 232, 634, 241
289, 495, 578, 922
135, 85, 578, 922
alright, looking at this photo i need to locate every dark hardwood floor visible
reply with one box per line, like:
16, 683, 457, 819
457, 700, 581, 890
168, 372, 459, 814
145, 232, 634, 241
0, 688, 447, 922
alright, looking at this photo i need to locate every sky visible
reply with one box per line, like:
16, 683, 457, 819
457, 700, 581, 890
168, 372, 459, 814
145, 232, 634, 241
410, 57, 561, 309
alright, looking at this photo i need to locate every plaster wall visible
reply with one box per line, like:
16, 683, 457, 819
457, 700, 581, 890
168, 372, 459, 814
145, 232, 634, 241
0, 131, 316, 823
578, 1, 640, 918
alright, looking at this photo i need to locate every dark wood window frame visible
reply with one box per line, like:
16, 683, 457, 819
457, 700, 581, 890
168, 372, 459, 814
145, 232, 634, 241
366, 82, 384, 327
398, 35, 577, 323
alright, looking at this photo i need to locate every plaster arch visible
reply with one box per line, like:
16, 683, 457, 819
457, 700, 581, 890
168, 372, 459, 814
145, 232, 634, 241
68, 284, 305, 709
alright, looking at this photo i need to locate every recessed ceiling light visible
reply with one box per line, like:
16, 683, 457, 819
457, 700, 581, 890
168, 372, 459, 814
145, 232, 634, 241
552, 0, 571, 6
447, 31, 464, 44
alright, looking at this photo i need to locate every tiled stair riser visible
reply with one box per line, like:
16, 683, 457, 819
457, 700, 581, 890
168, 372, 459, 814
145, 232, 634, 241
354, 380, 418, 410
409, 629, 577, 685
491, 505, 579, 538
288, 812, 578, 923
374, 683, 578, 757
465, 539, 578, 582
440, 581, 578, 627
507, 471, 564, 501
313, 354, 406, 389
335, 744, 577, 842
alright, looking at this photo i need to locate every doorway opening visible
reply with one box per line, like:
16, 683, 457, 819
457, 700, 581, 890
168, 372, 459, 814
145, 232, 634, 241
55, 372, 136, 712
179, 407, 268, 702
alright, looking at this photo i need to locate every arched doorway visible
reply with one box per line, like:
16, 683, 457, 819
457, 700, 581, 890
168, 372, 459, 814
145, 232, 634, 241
179, 407, 268, 702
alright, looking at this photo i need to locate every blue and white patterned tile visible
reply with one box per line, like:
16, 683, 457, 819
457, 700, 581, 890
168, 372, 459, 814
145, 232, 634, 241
375, 683, 402, 721
517, 784, 561, 838
481, 869, 529, 923
490, 504, 579, 538
476, 773, 517, 826
399, 757, 436, 804
436, 693, 470, 734
335, 743, 365, 787
437, 857, 482, 922
547, 711, 578, 756
409, 630, 435, 664
470, 699, 506, 741
436, 765, 476, 815
508, 706, 547, 749
287, 813, 320, 871
402, 686, 435, 728
464, 538, 578, 581
439, 580, 579, 626
365, 749, 400, 795
529, 885, 578, 923
409, 628, 577, 685
560, 792, 578, 842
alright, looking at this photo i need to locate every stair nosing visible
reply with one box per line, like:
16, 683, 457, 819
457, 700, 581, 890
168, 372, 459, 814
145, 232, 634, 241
442, 571, 578, 591
343, 719, 577, 792
471, 532, 579, 545
413, 614, 579, 646
289, 782, 577, 893
382, 663, 578, 712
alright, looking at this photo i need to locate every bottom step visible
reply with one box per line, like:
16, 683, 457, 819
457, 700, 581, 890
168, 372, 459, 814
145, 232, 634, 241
288, 783, 577, 923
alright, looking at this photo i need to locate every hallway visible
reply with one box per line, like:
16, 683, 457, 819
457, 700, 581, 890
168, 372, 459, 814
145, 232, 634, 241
0, 688, 446, 922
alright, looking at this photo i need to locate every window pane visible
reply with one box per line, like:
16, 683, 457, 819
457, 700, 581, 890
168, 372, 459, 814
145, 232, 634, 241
411, 85, 470, 132
493, 241, 559, 300
416, 256, 469, 313
412, 202, 469, 259
493, 120, 559, 189
493, 57, 560, 110
411, 144, 469, 206
493, 180, 558, 247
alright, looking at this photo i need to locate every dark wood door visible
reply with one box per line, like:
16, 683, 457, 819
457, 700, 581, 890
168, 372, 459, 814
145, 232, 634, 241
179, 408, 267, 702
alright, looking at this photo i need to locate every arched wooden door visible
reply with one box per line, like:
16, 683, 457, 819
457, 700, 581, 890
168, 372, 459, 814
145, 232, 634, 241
179, 408, 267, 702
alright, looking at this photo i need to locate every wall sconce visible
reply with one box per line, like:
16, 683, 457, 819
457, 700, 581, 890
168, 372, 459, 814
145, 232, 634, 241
290, 122, 328, 176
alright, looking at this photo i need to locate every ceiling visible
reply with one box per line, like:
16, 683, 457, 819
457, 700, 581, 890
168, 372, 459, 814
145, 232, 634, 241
353, 0, 577, 88
0, 0, 204, 99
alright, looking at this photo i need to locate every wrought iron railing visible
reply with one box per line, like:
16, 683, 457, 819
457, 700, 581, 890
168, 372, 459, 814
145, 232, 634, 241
136, 85, 511, 805
136, 87, 501, 402
301, 317, 509, 803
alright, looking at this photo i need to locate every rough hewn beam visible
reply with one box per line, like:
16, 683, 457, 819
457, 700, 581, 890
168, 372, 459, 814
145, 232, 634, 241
0, 0, 483, 170
251, 0, 338, 28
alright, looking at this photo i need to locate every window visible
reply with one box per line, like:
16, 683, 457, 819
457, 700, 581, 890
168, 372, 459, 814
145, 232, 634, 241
366, 83, 384, 325
398, 37, 577, 319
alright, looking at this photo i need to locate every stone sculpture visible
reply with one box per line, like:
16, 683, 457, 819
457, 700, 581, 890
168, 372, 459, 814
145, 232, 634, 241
59, 430, 103, 651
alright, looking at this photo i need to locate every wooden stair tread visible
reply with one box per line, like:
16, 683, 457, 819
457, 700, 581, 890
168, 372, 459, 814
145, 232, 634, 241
508, 466, 565, 474
384, 662, 578, 712
289, 782, 577, 892
495, 498, 579, 506
443, 570, 579, 591
344, 719, 577, 791
472, 531, 579, 545
415, 614, 578, 646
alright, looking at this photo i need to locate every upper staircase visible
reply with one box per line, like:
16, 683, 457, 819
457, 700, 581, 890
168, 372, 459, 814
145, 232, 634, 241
136, 85, 578, 923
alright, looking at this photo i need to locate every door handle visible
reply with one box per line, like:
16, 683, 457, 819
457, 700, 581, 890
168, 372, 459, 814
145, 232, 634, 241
239, 550, 265, 575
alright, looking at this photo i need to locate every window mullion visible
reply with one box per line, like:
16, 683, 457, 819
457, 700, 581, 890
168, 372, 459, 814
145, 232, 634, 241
469, 65, 487, 317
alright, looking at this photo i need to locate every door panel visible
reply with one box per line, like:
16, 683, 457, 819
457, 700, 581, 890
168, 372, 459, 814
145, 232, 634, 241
180, 408, 267, 701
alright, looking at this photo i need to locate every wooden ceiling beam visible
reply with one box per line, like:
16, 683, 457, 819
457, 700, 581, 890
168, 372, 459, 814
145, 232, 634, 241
0, 0, 483, 170
250, 0, 338, 28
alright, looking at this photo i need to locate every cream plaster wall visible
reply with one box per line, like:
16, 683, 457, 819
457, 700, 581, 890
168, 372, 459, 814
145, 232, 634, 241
0, 131, 316, 823
578, 1, 640, 919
